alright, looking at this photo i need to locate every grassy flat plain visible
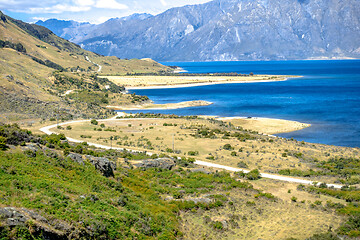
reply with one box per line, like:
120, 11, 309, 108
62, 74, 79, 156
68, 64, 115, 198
47, 115, 360, 239
52, 116, 358, 184
103, 75, 296, 88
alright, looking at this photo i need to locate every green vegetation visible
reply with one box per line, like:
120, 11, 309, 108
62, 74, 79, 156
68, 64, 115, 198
0, 122, 256, 239
279, 157, 360, 185
0, 150, 181, 239
237, 161, 249, 169
245, 169, 262, 180
223, 144, 234, 151
0, 39, 26, 53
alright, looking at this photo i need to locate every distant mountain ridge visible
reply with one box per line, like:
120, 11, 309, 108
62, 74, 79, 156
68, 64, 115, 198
36, 0, 360, 61
0, 11, 171, 119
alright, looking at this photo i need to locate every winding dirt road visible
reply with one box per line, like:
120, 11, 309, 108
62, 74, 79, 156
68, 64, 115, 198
40, 118, 343, 189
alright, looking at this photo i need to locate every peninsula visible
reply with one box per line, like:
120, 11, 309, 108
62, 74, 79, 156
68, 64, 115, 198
102, 75, 298, 89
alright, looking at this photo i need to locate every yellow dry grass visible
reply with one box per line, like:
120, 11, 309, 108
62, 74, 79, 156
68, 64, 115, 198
52, 117, 357, 183
180, 185, 343, 240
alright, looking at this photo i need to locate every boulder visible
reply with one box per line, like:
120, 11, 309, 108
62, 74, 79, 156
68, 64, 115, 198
67, 153, 84, 165
135, 158, 176, 170
85, 155, 116, 177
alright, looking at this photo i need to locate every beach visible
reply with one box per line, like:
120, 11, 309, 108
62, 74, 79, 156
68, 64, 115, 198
217, 117, 311, 135
106, 100, 213, 110
102, 75, 299, 89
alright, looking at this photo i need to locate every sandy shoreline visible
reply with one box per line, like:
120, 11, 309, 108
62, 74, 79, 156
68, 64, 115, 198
107, 100, 213, 110
217, 116, 311, 135
102, 75, 301, 90
125, 78, 291, 90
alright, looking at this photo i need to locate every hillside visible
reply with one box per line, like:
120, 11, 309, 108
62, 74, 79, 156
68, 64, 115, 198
0, 118, 359, 239
0, 11, 172, 121
36, 0, 360, 61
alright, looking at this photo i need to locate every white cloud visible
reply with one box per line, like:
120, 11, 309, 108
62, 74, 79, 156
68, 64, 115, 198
160, 0, 167, 7
31, 16, 49, 22
75, 0, 95, 6
28, 4, 91, 14
95, 0, 128, 10
95, 16, 112, 24
1, 0, 213, 23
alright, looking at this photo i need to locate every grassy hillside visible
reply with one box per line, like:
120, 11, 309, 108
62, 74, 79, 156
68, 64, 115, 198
0, 11, 172, 121
1, 123, 358, 239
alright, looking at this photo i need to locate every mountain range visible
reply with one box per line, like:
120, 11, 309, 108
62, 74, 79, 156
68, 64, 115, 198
36, 0, 360, 61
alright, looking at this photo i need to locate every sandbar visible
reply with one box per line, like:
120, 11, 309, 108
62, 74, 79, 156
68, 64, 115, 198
101, 75, 300, 89
107, 100, 213, 110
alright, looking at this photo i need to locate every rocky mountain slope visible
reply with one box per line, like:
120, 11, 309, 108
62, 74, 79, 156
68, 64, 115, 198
36, 0, 360, 61
0, 11, 171, 121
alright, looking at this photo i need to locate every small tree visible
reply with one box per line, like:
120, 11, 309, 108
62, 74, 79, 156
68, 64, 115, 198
223, 144, 233, 150
246, 169, 261, 180
237, 161, 248, 169
91, 119, 98, 125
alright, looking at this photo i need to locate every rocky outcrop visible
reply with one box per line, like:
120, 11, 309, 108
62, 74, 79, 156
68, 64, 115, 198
67, 152, 84, 165
85, 155, 116, 177
0, 207, 72, 239
135, 158, 176, 170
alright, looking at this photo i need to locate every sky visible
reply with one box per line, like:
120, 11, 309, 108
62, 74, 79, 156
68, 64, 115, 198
0, 0, 212, 24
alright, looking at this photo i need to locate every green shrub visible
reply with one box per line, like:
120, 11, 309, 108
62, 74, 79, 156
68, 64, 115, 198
212, 221, 224, 230
187, 151, 198, 156
223, 144, 233, 150
91, 119, 98, 125
0, 136, 8, 150
246, 169, 261, 180
237, 161, 248, 169
255, 192, 275, 200
206, 155, 215, 160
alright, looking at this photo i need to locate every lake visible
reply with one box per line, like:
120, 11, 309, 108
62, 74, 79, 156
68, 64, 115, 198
125, 60, 360, 148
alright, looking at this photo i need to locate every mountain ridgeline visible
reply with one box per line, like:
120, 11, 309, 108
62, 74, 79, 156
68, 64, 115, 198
36, 0, 360, 61
0, 11, 171, 120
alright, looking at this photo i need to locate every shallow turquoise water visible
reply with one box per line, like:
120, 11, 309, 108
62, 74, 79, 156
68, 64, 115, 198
124, 60, 360, 147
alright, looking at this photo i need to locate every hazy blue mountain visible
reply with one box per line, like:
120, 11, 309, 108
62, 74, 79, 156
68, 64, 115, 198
35, 19, 93, 40
37, 0, 360, 61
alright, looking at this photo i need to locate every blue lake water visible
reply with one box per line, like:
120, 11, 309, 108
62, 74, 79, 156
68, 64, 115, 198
125, 60, 360, 148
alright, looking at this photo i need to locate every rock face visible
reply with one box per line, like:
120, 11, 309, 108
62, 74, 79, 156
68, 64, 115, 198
135, 158, 176, 170
85, 155, 116, 177
0, 207, 71, 239
67, 152, 84, 165
37, 0, 360, 61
